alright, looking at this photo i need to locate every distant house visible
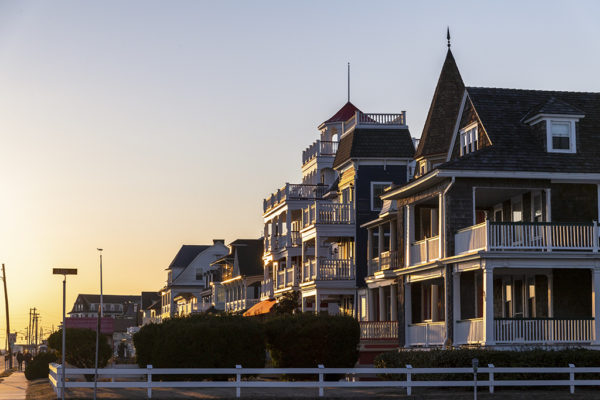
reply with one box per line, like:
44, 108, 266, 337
211, 239, 264, 313
141, 291, 160, 325
67, 294, 142, 333
159, 240, 229, 320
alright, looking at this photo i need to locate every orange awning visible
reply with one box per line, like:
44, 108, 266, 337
243, 299, 276, 317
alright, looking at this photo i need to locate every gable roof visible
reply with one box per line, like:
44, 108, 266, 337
333, 127, 415, 169
521, 96, 585, 122
321, 102, 360, 126
141, 291, 160, 309
166, 245, 210, 270
438, 87, 600, 173
415, 50, 465, 159
233, 239, 264, 277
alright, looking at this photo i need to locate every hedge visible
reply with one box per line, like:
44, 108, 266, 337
264, 314, 360, 368
24, 351, 58, 381
375, 348, 600, 381
133, 314, 265, 369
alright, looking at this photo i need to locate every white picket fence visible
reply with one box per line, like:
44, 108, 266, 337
49, 363, 600, 398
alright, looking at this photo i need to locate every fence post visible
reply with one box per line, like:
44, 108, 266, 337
569, 363, 575, 394
56, 364, 63, 398
488, 364, 494, 394
318, 364, 324, 397
406, 364, 412, 396
147, 364, 152, 399
236, 365, 242, 398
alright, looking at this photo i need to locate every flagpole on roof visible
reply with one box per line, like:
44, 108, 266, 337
347, 62, 350, 102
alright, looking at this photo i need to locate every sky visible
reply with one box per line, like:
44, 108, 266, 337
0, 0, 599, 342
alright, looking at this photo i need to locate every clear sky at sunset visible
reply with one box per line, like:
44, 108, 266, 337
0, 0, 599, 341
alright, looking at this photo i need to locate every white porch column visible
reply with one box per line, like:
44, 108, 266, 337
367, 228, 373, 261
367, 289, 375, 321
545, 188, 552, 222
483, 267, 495, 345
431, 285, 440, 321
314, 235, 320, 280
390, 284, 398, 322
404, 281, 412, 348
453, 271, 461, 343
301, 296, 307, 313
378, 225, 384, 259
405, 205, 414, 267
301, 240, 306, 282
592, 267, 600, 344
390, 220, 397, 252
378, 286, 386, 321
286, 211, 292, 247
315, 292, 321, 315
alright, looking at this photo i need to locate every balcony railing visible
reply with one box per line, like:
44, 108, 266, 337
368, 250, 399, 276
343, 111, 406, 133
275, 266, 298, 289
265, 231, 302, 253
455, 221, 600, 255
302, 140, 339, 165
302, 258, 355, 282
494, 318, 594, 343
264, 183, 328, 212
260, 279, 273, 300
409, 236, 440, 265
407, 321, 446, 347
302, 202, 354, 228
455, 318, 484, 345
225, 298, 260, 313
359, 321, 398, 340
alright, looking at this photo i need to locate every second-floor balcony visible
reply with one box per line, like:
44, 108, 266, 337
264, 183, 328, 213
275, 266, 299, 290
410, 236, 440, 266
455, 221, 600, 255
264, 231, 301, 253
302, 140, 338, 165
302, 202, 354, 228
368, 250, 400, 276
302, 258, 355, 282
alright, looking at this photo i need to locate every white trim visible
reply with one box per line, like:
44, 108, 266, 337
446, 90, 469, 162
437, 169, 600, 181
523, 113, 584, 125
371, 181, 393, 211
459, 122, 479, 156
381, 169, 441, 200
546, 119, 577, 154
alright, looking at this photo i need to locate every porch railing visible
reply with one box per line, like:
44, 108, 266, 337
260, 279, 273, 300
455, 318, 484, 345
455, 221, 600, 254
302, 202, 354, 228
407, 321, 446, 346
302, 140, 339, 165
302, 258, 355, 282
410, 236, 440, 265
360, 321, 398, 340
275, 267, 297, 289
344, 111, 406, 133
494, 318, 595, 343
368, 250, 399, 276
263, 183, 328, 212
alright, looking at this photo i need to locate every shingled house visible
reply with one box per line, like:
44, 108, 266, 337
258, 101, 415, 316
361, 45, 600, 351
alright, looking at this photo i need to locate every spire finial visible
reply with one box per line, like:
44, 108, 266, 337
347, 62, 350, 102
447, 27, 451, 48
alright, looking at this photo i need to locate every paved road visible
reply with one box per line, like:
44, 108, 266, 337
0, 371, 26, 400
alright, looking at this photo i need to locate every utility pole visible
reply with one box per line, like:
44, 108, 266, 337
2, 264, 12, 369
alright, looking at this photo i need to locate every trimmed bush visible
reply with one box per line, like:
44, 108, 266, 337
264, 314, 360, 368
47, 328, 111, 369
24, 351, 58, 381
133, 314, 265, 369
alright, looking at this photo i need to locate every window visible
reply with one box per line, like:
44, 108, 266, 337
547, 120, 576, 153
459, 124, 478, 156
371, 182, 392, 211
196, 268, 202, 280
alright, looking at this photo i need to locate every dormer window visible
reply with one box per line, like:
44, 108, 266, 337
459, 123, 478, 156
548, 120, 576, 153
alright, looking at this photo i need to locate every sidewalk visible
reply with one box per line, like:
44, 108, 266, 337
0, 371, 26, 400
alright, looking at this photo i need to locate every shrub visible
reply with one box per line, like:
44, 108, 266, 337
271, 291, 300, 314
24, 351, 58, 381
47, 328, 112, 369
264, 313, 360, 368
133, 314, 265, 369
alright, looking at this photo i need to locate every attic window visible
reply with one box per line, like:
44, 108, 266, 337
459, 123, 478, 156
548, 120, 575, 153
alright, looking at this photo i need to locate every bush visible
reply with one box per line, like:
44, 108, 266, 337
133, 314, 265, 369
374, 348, 600, 381
47, 328, 112, 369
24, 351, 58, 381
264, 313, 360, 368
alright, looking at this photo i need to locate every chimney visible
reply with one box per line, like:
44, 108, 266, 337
213, 239, 225, 245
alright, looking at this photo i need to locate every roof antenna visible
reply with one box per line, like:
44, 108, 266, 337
447, 27, 451, 49
347, 62, 350, 102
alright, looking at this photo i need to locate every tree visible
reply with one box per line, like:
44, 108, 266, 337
271, 291, 300, 314
47, 328, 111, 370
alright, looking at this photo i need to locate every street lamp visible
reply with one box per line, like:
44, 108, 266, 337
53, 268, 77, 400
94, 248, 103, 400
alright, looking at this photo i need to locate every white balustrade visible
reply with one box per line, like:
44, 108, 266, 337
360, 321, 399, 340
302, 140, 338, 165
276, 270, 285, 289
264, 183, 327, 212
407, 321, 446, 346
409, 236, 440, 265
455, 222, 487, 255
303, 202, 354, 227
494, 318, 594, 343
368, 251, 399, 276
302, 258, 354, 282
454, 318, 484, 345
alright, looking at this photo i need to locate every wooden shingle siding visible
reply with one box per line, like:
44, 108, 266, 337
551, 183, 598, 222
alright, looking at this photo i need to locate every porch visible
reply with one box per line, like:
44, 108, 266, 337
302, 202, 354, 228
301, 258, 355, 282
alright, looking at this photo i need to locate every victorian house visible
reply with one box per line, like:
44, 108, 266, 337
259, 101, 415, 316
361, 45, 600, 352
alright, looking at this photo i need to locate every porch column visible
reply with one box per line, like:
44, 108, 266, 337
301, 296, 307, 313
378, 225, 384, 259
379, 286, 386, 321
438, 193, 444, 258
390, 284, 398, 322
315, 292, 321, 315
593, 267, 600, 344
453, 271, 461, 344
314, 235, 320, 280
404, 281, 412, 348
405, 205, 415, 267
483, 267, 495, 345
367, 228, 373, 260
286, 211, 292, 247
390, 220, 397, 252
367, 289, 375, 321
545, 188, 552, 221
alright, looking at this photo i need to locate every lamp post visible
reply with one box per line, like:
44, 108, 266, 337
93, 248, 103, 400
53, 268, 77, 400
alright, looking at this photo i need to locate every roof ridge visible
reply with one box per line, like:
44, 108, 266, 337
467, 86, 600, 95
